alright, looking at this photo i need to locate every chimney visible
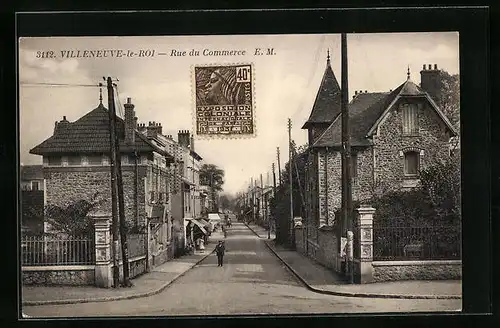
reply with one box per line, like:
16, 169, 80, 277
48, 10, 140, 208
420, 63, 443, 107
124, 97, 136, 144
178, 130, 190, 148
190, 134, 195, 151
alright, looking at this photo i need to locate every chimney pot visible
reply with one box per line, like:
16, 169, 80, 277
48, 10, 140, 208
355, 91, 358, 95
434, 64, 438, 70
127, 97, 131, 104
429, 64, 432, 69
63, 116, 66, 121
365, 90, 368, 93
423, 64, 426, 70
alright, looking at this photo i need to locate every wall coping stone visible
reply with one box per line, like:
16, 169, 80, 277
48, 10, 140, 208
22, 265, 95, 271
372, 260, 462, 266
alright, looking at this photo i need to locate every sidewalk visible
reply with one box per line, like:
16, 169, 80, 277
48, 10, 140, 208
265, 240, 462, 300
22, 231, 223, 306
244, 222, 276, 240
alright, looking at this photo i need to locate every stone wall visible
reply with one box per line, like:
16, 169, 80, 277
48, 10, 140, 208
152, 244, 174, 267
297, 226, 341, 273
372, 261, 462, 282
23, 267, 95, 286
45, 167, 147, 228
373, 99, 452, 193
114, 256, 148, 280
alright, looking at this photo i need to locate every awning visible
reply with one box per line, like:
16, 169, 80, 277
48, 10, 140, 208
190, 219, 208, 235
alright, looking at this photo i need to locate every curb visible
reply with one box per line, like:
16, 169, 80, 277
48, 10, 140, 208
23, 249, 215, 306
264, 240, 461, 300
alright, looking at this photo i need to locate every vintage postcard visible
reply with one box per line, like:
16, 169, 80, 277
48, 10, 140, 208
19, 31, 462, 317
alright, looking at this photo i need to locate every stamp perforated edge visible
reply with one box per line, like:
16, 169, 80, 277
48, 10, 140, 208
190, 62, 257, 140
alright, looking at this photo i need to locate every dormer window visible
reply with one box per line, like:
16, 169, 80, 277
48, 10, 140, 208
401, 103, 419, 135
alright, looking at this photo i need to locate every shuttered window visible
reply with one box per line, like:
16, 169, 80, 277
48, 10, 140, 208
402, 103, 418, 135
404, 151, 419, 176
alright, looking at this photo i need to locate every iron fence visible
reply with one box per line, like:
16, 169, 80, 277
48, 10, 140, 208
372, 221, 461, 261
21, 234, 95, 266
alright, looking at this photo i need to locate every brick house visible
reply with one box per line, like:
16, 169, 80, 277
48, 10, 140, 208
29, 98, 175, 259
302, 57, 458, 232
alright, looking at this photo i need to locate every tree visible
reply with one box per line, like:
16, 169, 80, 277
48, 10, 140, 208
439, 71, 460, 132
199, 164, 225, 212
44, 192, 105, 236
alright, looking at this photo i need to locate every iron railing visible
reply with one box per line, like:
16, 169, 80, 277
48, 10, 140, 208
373, 221, 461, 261
21, 234, 95, 266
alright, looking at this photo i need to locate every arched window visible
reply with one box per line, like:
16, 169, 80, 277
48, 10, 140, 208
404, 151, 420, 176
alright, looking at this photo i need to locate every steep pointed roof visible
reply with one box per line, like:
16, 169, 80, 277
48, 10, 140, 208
301, 58, 342, 129
313, 78, 457, 148
30, 103, 169, 157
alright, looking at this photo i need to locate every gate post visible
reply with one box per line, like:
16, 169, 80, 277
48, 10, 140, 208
355, 205, 375, 284
92, 211, 112, 288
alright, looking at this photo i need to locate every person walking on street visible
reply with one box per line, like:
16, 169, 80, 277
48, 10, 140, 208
214, 240, 225, 267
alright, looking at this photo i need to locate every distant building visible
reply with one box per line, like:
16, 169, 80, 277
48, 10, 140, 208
20, 165, 44, 191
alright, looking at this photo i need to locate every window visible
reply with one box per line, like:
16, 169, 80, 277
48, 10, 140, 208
47, 156, 61, 166
31, 181, 40, 191
404, 151, 419, 176
68, 156, 81, 166
402, 103, 418, 135
128, 154, 137, 165
88, 155, 102, 165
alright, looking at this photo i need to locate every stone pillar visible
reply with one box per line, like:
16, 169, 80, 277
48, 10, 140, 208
355, 205, 375, 284
92, 212, 112, 288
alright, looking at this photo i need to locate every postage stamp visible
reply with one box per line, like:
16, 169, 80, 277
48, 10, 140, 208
193, 64, 255, 138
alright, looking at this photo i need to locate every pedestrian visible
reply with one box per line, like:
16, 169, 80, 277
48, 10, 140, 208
214, 240, 225, 267
222, 225, 227, 238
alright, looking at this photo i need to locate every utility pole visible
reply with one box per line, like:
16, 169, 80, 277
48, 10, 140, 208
108, 78, 131, 287
105, 78, 120, 288
272, 162, 276, 238
341, 33, 354, 284
260, 173, 264, 227
277, 147, 282, 186
288, 118, 294, 248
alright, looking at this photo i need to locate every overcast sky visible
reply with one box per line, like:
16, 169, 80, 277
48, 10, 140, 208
19, 32, 459, 195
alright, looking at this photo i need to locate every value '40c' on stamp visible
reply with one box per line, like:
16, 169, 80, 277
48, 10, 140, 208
193, 63, 255, 138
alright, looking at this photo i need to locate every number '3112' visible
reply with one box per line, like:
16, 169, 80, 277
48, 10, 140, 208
36, 51, 56, 58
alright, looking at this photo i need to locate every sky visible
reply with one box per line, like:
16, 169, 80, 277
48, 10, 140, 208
19, 32, 459, 195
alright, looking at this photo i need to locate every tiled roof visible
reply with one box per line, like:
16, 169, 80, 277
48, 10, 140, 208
312, 79, 435, 148
30, 104, 168, 156
20, 165, 43, 180
301, 62, 342, 129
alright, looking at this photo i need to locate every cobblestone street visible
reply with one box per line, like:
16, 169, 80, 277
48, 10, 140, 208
23, 222, 461, 317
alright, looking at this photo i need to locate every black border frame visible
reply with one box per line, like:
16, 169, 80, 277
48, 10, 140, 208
3, 6, 493, 327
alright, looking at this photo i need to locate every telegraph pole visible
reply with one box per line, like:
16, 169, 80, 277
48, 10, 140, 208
277, 147, 282, 186
271, 162, 277, 239
260, 173, 264, 228
288, 118, 294, 248
105, 78, 120, 288
341, 33, 354, 284
109, 78, 131, 287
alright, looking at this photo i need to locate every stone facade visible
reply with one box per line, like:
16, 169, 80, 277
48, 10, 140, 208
44, 166, 148, 229
372, 261, 462, 282
372, 100, 452, 194
23, 268, 95, 286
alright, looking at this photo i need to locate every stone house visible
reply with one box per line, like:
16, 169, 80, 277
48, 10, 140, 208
302, 57, 458, 236
29, 97, 178, 263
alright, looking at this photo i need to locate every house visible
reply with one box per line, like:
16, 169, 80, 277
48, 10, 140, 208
302, 57, 458, 231
29, 96, 177, 265
20, 165, 45, 234
20, 165, 44, 191
137, 125, 204, 255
